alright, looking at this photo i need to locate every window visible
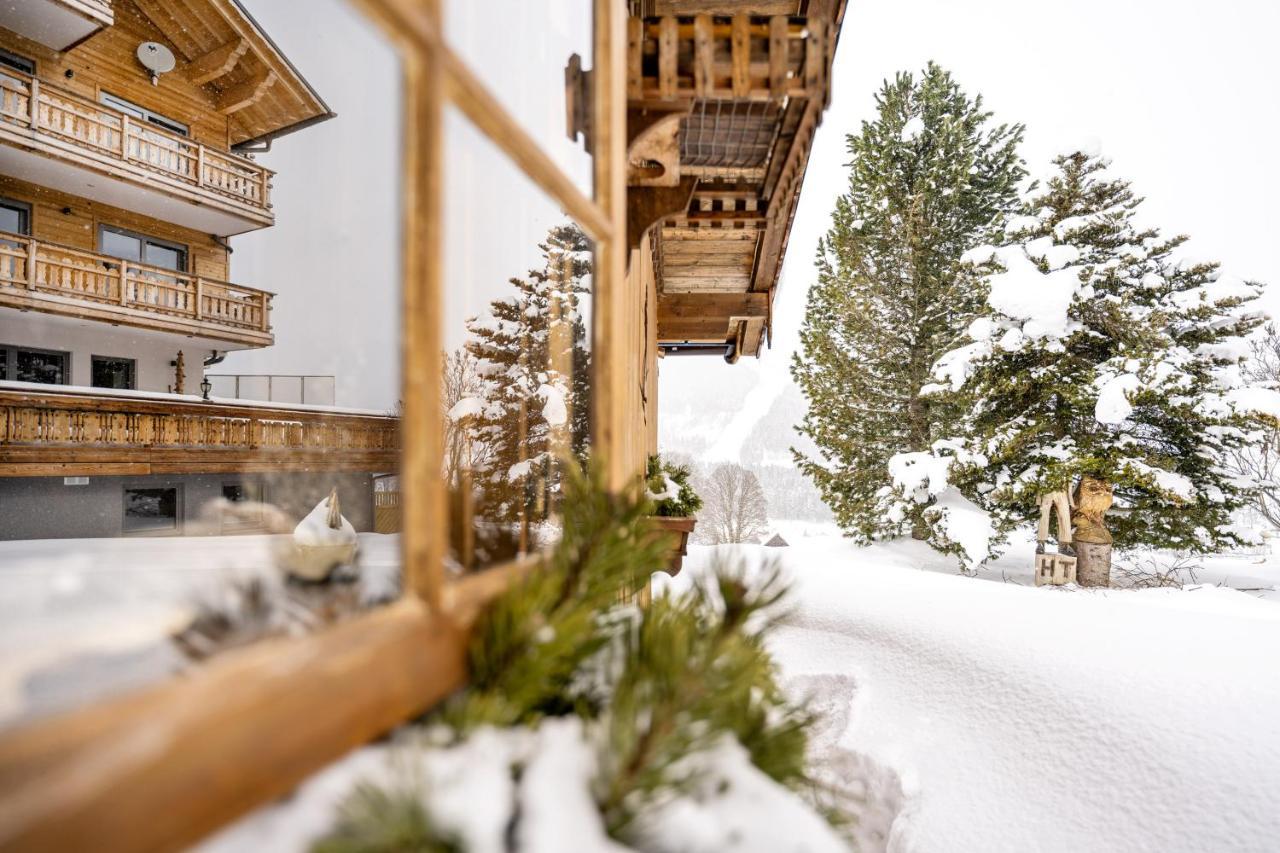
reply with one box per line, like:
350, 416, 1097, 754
98, 225, 187, 272
100, 92, 189, 137
0, 198, 30, 236
123, 487, 180, 533
0, 48, 34, 76
0, 344, 69, 385
221, 482, 265, 529
92, 356, 136, 390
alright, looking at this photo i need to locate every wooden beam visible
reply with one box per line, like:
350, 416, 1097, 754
217, 68, 277, 115
0, 598, 470, 853
189, 38, 250, 86
628, 177, 698, 249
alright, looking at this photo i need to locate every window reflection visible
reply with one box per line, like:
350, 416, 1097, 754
444, 108, 594, 572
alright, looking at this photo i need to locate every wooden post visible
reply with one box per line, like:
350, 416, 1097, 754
196, 144, 205, 186
594, 0, 630, 492
25, 239, 36, 289
731, 14, 751, 98
399, 0, 446, 609
118, 264, 127, 305
120, 114, 129, 159
194, 277, 203, 318
27, 77, 38, 127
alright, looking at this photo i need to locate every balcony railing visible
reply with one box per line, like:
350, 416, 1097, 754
0, 231, 274, 347
0, 386, 400, 475
0, 69, 273, 224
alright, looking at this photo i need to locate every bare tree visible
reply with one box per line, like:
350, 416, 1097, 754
1231, 326, 1280, 528
695, 463, 770, 545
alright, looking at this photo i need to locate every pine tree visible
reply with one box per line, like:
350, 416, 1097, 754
461, 223, 592, 542
792, 63, 1025, 541
934, 151, 1265, 578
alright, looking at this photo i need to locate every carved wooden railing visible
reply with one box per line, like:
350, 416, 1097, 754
0, 387, 400, 474
0, 230, 273, 344
0, 68, 272, 217
627, 15, 832, 104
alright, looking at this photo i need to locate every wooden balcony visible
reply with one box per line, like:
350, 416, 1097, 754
0, 231, 275, 348
0, 70, 274, 236
0, 386, 399, 477
0, 0, 112, 52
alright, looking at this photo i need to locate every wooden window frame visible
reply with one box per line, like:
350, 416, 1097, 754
0, 2, 633, 851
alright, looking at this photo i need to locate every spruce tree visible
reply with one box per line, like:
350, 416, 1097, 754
933, 151, 1265, 571
461, 223, 592, 540
792, 63, 1025, 541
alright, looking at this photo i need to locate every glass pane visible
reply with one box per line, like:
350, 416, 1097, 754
444, 105, 594, 573
0, 0, 404, 725
15, 349, 67, 384
99, 228, 142, 262
445, 0, 594, 194
0, 203, 25, 235
143, 242, 184, 272
91, 357, 135, 389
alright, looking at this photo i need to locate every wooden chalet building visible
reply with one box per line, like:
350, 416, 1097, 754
0, 0, 397, 538
0, 1, 845, 849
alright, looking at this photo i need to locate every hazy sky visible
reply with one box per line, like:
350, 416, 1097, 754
663, 0, 1280, 450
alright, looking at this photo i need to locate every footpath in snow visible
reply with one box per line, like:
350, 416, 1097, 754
657, 535, 1280, 853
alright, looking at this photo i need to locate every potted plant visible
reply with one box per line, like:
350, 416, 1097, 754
645, 454, 702, 576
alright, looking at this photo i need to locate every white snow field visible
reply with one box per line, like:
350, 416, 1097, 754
656, 535, 1280, 853
2, 529, 1279, 851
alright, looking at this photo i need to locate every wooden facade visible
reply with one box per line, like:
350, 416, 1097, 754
0, 2, 845, 850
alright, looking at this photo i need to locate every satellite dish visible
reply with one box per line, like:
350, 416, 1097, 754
136, 42, 175, 85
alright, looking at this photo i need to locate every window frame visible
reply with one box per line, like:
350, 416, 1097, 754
90, 354, 137, 390
0, 48, 35, 76
96, 224, 189, 273
0, 343, 71, 385
121, 485, 183, 536
0, 196, 31, 237
99, 91, 190, 137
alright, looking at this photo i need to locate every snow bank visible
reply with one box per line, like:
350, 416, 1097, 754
662, 539, 1280, 853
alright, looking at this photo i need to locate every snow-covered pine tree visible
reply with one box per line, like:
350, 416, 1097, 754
792, 63, 1025, 541
460, 223, 592, 546
932, 151, 1266, 581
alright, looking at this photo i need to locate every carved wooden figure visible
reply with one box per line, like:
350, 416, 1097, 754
1072, 476, 1114, 587
1034, 489, 1077, 586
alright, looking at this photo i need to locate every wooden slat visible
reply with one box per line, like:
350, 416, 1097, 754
731, 14, 751, 98
768, 16, 788, 101
626, 17, 643, 100
692, 14, 713, 97
657, 17, 678, 100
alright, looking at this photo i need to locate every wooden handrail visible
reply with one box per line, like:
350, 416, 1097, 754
0, 68, 274, 212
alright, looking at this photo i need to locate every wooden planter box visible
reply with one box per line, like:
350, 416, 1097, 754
649, 516, 697, 576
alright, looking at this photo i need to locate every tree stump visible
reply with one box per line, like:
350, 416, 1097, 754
1072, 476, 1114, 587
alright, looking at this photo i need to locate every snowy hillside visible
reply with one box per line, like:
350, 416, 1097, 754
657, 537, 1280, 852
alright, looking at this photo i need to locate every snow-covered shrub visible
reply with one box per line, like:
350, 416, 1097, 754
644, 454, 702, 517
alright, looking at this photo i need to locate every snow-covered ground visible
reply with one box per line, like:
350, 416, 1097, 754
657, 532, 1280, 852
3, 527, 1279, 851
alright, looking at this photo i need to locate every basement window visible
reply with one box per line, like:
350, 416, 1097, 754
123, 487, 180, 534
100, 92, 189, 137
